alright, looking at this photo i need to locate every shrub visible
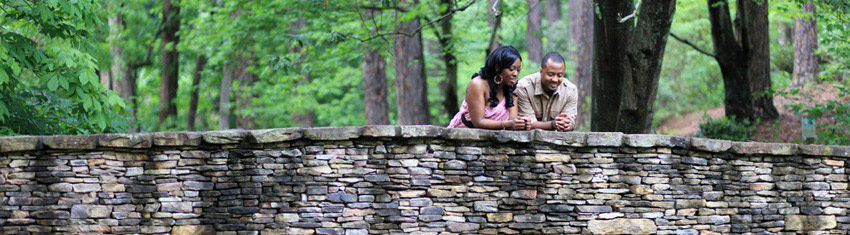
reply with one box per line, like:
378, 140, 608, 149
696, 115, 755, 141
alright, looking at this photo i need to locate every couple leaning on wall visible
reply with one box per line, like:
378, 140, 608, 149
448, 46, 578, 132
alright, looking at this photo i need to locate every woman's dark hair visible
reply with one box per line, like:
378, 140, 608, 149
472, 45, 522, 107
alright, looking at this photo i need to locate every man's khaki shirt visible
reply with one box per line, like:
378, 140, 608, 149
516, 72, 578, 122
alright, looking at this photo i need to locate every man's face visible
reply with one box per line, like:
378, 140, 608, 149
540, 61, 566, 93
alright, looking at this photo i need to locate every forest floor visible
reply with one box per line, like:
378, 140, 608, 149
656, 83, 846, 143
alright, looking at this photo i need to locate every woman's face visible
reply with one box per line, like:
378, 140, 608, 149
499, 58, 522, 87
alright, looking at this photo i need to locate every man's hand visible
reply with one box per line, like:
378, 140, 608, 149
555, 113, 573, 131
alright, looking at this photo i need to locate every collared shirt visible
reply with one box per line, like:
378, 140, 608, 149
516, 72, 578, 123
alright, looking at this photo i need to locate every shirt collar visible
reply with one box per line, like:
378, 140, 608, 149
534, 73, 561, 97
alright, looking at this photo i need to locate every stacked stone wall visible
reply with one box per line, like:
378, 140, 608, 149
0, 126, 849, 234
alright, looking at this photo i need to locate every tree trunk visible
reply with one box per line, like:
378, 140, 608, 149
569, 0, 593, 130
546, 0, 561, 23
778, 22, 793, 46
592, 0, 677, 133
219, 65, 232, 130
234, 55, 256, 129
394, 0, 430, 125
123, 65, 139, 132
159, 0, 180, 129
291, 17, 314, 127
592, 1, 633, 132
439, 0, 459, 121
187, 55, 205, 131
792, 2, 818, 86
363, 48, 390, 125
487, 0, 502, 55
740, 0, 779, 120
527, 0, 543, 64
707, 0, 753, 121
615, 0, 677, 133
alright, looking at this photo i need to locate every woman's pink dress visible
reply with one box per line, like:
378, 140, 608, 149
447, 98, 510, 128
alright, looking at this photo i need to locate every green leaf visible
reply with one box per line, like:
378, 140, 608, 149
0, 68, 8, 85
0, 101, 8, 122
48, 77, 59, 91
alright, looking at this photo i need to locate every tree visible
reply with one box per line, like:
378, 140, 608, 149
437, 0, 459, 121
527, 0, 543, 64
592, 0, 677, 133
362, 10, 390, 125
487, 0, 503, 54
394, 0, 431, 125
0, 0, 128, 135
569, 0, 593, 130
793, 1, 818, 86
704, 0, 778, 121
187, 55, 206, 131
159, 0, 181, 129
219, 65, 233, 130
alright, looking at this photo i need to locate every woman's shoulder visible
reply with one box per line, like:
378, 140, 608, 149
468, 76, 488, 88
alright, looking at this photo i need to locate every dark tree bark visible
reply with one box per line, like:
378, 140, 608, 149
363, 48, 389, 125
706, 0, 778, 121
159, 0, 180, 129
394, 0, 430, 125
187, 55, 205, 131
741, 0, 779, 120
778, 22, 793, 46
487, 0, 502, 55
545, 0, 561, 23
793, 2, 818, 86
569, 0, 593, 130
219, 65, 232, 130
527, 0, 543, 64
438, 0, 459, 121
592, 0, 677, 133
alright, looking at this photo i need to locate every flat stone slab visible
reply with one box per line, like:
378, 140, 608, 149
249, 128, 303, 143
203, 130, 248, 144
304, 126, 361, 140
731, 142, 797, 155
588, 219, 657, 234
153, 132, 203, 146
0, 136, 39, 152
361, 125, 398, 138
42, 135, 97, 150
785, 215, 836, 231
586, 132, 623, 147
690, 138, 732, 152
98, 133, 152, 148
534, 130, 586, 146
443, 128, 489, 141
799, 145, 850, 157
624, 134, 689, 148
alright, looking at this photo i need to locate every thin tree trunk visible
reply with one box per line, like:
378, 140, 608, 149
187, 55, 205, 131
219, 65, 232, 130
394, 0, 430, 125
439, 0, 459, 121
487, 0, 502, 55
545, 0, 561, 23
109, 7, 125, 95
569, 0, 593, 130
778, 22, 793, 46
792, 2, 818, 86
740, 0, 778, 120
99, 70, 112, 90
159, 0, 180, 129
123, 64, 139, 132
291, 17, 314, 127
234, 55, 256, 129
527, 0, 543, 64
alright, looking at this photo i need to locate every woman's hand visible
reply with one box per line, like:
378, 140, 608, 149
510, 117, 531, 130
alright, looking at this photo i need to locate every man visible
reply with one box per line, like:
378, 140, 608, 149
516, 52, 578, 131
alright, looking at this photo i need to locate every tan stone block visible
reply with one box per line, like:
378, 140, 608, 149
535, 153, 571, 162
786, 215, 837, 231
825, 159, 844, 166
171, 225, 214, 235
587, 219, 657, 234
487, 213, 513, 223
630, 185, 653, 195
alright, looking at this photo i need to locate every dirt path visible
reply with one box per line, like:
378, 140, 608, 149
656, 84, 843, 143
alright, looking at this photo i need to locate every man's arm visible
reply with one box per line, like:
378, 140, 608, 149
557, 85, 579, 131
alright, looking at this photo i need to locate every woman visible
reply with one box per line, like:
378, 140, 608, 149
448, 46, 530, 130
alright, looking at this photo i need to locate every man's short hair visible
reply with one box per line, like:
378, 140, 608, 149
541, 52, 565, 69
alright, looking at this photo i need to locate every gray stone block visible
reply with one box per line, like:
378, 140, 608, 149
0, 135, 39, 152
98, 133, 152, 148
249, 128, 304, 143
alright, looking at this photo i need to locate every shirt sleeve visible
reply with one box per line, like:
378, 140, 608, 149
561, 85, 579, 122
516, 87, 538, 122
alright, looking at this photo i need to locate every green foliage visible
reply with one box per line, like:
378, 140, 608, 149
0, 0, 128, 135
696, 115, 756, 141
778, 80, 850, 145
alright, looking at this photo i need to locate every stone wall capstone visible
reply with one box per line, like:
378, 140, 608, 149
1, 125, 849, 234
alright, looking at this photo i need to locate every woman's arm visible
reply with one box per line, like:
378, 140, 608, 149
467, 78, 513, 130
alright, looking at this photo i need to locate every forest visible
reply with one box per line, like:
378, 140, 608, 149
0, 0, 848, 145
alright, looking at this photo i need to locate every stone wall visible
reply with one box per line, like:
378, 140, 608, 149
1, 126, 849, 235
